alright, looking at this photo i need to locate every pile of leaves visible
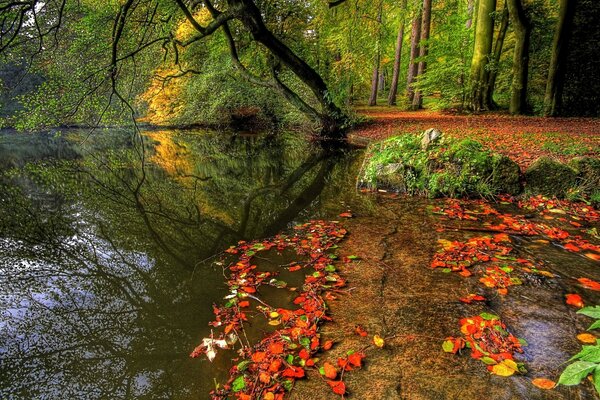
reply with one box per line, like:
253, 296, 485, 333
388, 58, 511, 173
190, 220, 364, 399
443, 313, 527, 377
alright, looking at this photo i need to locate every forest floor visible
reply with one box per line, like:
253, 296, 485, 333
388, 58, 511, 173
350, 107, 600, 169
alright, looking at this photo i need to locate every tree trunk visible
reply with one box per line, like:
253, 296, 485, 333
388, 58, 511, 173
406, 6, 422, 103
544, 0, 575, 116
469, 0, 496, 111
228, 0, 347, 137
507, 0, 530, 115
388, 0, 407, 106
368, 1, 384, 106
411, 0, 432, 110
483, 2, 508, 109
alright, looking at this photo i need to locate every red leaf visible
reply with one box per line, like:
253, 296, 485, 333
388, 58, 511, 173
339, 212, 353, 218
269, 342, 284, 355
327, 380, 346, 395
564, 242, 581, 252
323, 362, 338, 379
348, 352, 365, 368
238, 301, 250, 308
322, 340, 334, 351
579, 277, 600, 291
565, 293, 584, 308
354, 325, 368, 337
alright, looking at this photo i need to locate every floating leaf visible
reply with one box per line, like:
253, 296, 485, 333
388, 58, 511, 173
532, 378, 556, 390
578, 278, 600, 291
577, 333, 597, 344
491, 359, 519, 377
566, 294, 585, 308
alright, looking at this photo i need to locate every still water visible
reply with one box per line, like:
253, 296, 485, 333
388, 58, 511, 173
0, 128, 370, 399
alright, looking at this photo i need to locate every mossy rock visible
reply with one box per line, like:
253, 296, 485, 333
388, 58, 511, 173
360, 133, 523, 198
524, 157, 577, 198
491, 154, 522, 195
569, 156, 600, 194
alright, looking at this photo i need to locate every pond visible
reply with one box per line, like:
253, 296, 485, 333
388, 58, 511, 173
0, 128, 371, 399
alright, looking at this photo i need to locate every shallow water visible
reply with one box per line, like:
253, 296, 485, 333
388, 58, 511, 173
0, 128, 371, 399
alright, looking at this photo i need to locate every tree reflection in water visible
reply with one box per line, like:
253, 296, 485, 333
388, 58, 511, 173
0, 129, 369, 399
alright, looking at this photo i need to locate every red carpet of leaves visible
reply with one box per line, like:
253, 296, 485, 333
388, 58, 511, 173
351, 108, 600, 169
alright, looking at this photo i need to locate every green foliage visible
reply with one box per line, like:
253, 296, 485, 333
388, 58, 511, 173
360, 134, 514, 198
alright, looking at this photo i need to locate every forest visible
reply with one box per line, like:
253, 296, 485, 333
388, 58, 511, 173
1, 1, 600, 400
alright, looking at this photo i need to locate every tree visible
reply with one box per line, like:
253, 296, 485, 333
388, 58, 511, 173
0, 0, 351, 138
469, 0, 496, 111
368, 0, 384, 106
483, 1, 509, 109
506, 0, 531, 114
387, 0, 408, 106
411, 0, 432, 110
544, 0, 575, 116
406, 2, 422, 103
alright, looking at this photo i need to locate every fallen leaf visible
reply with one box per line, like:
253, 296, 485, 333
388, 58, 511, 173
323, 362, 338, 379
532, 378, 556, 389
585, 253, 600, 261
354, 325, 368, 337
577, 333, 597, 344
491, 359, 519, 377
566, 294, 584, 308
339, 212, 353, 218
327, 380, 346, 395
322, 340, 334, 350
373, 335, 385, 348
579, 278, 600, 291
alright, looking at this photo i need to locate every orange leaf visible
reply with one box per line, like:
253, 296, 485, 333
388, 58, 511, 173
577, 333, 597, 344
298, 348, 310, 360
585, 253, 600, 261
354, 325, 368, 337
578, 277, 600, 291
532, 378, 556, 390
251, 352, 267, 363
348, 352, 365, 368
269, 342, 284, 354
238, 300, 250, 308
322, 340, 334, 350
242, 286, 256, 293
564, 242, 581, 252
323, 362, 338, 379
339, 212, 353, 218
268, 359, 282, 372
327, 380, 346, 395
565, 293, 584, 308
259, 372, 271, 384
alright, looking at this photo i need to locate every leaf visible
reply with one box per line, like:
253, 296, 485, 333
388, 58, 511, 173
594, 366, 600, 395
566, 294, 585, 308
481, 356, 497, 365
354, 325, 368, 337
232, 375, 246, 392
373, 335, 385, 348
589, 320, 600, 331
322, 340, 334, 350
339, 212, 353, 218
578, 306, 600, 319
532, 378, 556, 390
323, 362, 338, 379
236, 360, 251, 372
577, 333, 597, 344
578, 278, 600, 291
327, 380, 346, 395
491, 359, 519, 377
442, 340, 455, 353
558, 361, 597, 386
480, 312, 499, 321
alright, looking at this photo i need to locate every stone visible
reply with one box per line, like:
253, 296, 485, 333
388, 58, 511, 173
524, 157, 578, 198
490, 154, 522, 195
374, 162, 407, 192
421, 128, 442, 150
569, 156, 600, 194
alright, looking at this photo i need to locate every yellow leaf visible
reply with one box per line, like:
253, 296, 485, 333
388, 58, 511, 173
373, 335, 385, 348
269, 311, 280, 319
577, 333, 597, 344
491, 360, 518, 377
268, 320, 281, 326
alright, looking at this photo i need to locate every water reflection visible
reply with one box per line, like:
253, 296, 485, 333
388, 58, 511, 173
0, 129, 368, 399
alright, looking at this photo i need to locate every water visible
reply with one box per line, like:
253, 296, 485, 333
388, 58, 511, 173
0, 128, 370, 399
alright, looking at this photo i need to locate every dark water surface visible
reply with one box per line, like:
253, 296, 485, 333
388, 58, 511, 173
0, 128, 372, 399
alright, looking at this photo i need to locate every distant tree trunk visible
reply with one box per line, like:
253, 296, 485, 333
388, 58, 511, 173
483, 2, 509, 109
388, 0, 408, 106
507, 0, 530, 114
411, 0, 433, 110
379, 70, 385, 93
406, 6, 422, 103
466, 0, 475, 29
544, 0, 575, 116
368, 1, 384, 106
469, 0, 496, 111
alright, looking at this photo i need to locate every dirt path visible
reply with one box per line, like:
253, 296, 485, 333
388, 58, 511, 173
350, 108, 600, 169
291, 197, 596, 400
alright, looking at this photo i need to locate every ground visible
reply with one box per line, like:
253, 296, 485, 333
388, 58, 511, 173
350, 108, 600, 169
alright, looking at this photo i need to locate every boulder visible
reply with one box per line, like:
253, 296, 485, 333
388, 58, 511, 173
491, 154, 522, 195
374, 162, 406, 192
524, 157, 577, 198
569, 156, 600, 194
421, 128, 442, 150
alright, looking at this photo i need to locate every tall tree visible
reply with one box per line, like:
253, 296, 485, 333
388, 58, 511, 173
483, 1, 509, 109
411, 0, 433, 109
388, 0, 408, 106
368, 0, 384, 106
506, 0, 531, 114
406, 3, 422, 103
544, 0, 575, 116
469, 0, 496, 111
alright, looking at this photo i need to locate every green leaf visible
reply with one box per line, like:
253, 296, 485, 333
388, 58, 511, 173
236, 361, 251, 372
442, 340, 454, 353
325, 265, 336, 272
232, 375, 246, 392
558, 361, 597, 386
594, 366, 600, 395
481, 356, 497, 365
518, 338, 528, 347
319, 366, 325, 375
589, 320, 600, 331
578, 306, 600, 319
480, 312, 499, 321
286, 354, 294, 364
282, 379, 293, 392
347, 255, 359, 260
569, 345, 600, 363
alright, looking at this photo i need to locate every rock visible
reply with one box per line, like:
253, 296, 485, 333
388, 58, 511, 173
421, 128, 442, 150
491, 154, 522, 195
374, 162, 407, 192
569, 156, 600, 194
524, 157, 577, 198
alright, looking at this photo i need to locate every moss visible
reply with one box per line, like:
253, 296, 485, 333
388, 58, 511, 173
524, 157, 578, 198
569, 156, 600, 195
360, 134, 521, 198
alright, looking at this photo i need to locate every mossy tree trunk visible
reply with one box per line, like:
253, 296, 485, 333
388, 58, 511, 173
544, 0, 575, 116
406, 3, 422, 103
388, 0, 408, 106
411, 0, 432, 110
506, 0, 530, 115
483, 2, 508, 109
368, 0, 384, 106
468, 0, 496, 111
